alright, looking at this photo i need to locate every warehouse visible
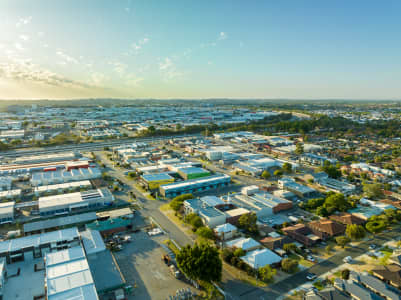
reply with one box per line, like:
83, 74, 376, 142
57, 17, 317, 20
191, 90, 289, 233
0, 177, 12, 191
34, 180, 92, 196
23, 212, 98, 235
0, 227, 80, 263
45, 245, 99, 300
13, 152, 79, 164
177, 167, 210, 180
159, 173, 231, 198
0, 202, 14, 224
184, 197, 226, 228
0, 189, 21, 200
31, 167, 101, 186
141, 173, 175, 190
278, 177, 319, 199
39, 188, 114, 216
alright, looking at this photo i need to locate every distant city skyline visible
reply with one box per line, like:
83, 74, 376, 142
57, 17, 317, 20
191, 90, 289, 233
1, 0, 401, 100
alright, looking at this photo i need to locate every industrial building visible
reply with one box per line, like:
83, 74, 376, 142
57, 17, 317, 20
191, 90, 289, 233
159, 173, 231, 198
141, 173, 175, 190
39, 188, 114, 216
0, 202, 14, 224
177, 167, 210, 180
45, 245, 99, 300
184, 197, 226, 228
278, 177, 319, 199
34, 180, 92, 196
13, 152, 79, 164
0, 227, 81, 263
31, 167, 101, 186
312, 172, 356, 195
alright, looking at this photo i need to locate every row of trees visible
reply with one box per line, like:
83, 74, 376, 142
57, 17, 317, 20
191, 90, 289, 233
302, 192, 355, 217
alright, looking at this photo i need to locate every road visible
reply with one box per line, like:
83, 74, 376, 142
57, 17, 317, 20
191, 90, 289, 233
0, 133, 201, 158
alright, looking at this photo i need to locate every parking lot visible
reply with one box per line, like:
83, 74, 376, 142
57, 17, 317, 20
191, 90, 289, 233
114, 230, 196, 300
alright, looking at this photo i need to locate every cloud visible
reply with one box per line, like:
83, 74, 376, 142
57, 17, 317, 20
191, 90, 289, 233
19, 35, 30, 42
108, 61, 127, 75
159, 58, 173, 70
159, 57, 182, 81
125, 74, 144, 86
0, 58, 92, 89
16, 16, 32, 27
56, 51, 78, 64
37, 32, 45, 38
90, 72, 107, 86
218, 32, 227, 40
130, 37, 150, 53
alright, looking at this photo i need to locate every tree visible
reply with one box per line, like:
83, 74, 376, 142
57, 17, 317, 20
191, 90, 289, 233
282, 162, 292, 173
233, 248, 246, 257
176, 243, 222, 282
261, 170, 271, 180
238, 213, 258, 234
336, 236, 351, 248
316, 206, 329, 217
346, 224, 366, 240
322, 161, 341, 179
295, 143, 304, 155
366, 219, 387, 234
283, 243, 297, 253
324, 193, 350, 214
363, 183, 383, 199
325, 245, 333, 254
221, 248, 234, 263
341, 269, 350, 280
281, 258, 299, 273
169, 193, 194, 212
196, 227, 214, 240
258, 265, 276, 282
273, 169, 283, 177
186, 214, 203, 229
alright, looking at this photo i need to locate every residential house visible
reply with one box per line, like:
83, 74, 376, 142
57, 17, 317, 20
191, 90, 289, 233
372, 264, 401, 289
307, 219, 346, 240
240, 248, 282, 269
329, 212, 366, 226
282, 223, 321, 247
226, 237, 261, 252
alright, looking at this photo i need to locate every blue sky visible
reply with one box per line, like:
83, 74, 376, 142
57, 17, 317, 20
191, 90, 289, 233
0, 0, 400, 99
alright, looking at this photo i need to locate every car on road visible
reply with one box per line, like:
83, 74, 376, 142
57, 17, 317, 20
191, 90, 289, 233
343, 256, 353, 263
306, 273, 317, 281
306, 255, 316, 262
369, 244, 377, 250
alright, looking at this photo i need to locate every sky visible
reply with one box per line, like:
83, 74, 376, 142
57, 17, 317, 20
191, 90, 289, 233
0, 0, 400, 100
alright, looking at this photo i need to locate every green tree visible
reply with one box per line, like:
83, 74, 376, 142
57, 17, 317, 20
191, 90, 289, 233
258, 265, 276, 282
261, 170, 271, 179
176, 243, 222, 282
363, 183, 383, 199
283, 243, 297, 253
341, 269, 350, 280
186, 213, 203, 229
345, 224, 366, 240
322, 161, 341, 179
316, 206, 329, 217
295, 143, 304, 155
238, 213, 258, 234
336, 236, 351, 248
282, 162, 292, 173
196, 227, 215, 240
325, 245, 333, 254
366, 219, 387, 234
169, 193, 194, 212
233, 248, 246, 257
273, 169, 283, 177
324, 193, 350, 214
281, 258, 299, 273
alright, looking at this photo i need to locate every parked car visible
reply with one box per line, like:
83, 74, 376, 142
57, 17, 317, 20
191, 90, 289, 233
369, 244, 377, 250
307, 255, 316, 262
306, 273, 317, 281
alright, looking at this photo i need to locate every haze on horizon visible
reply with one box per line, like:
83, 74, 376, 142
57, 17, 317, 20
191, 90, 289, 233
1, 0, 400, 100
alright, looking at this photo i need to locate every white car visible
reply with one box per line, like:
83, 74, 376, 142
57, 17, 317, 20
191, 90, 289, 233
343, 256, 352, 263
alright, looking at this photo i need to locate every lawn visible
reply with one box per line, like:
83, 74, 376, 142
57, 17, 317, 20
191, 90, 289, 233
222, 262, 268, 287
288, 253, 315, 268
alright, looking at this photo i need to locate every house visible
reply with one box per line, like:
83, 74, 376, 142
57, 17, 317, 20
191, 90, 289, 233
349, 271, 401, 300
224, 208, 250, 226
214, 223, 237, 240
307, 219, 346, 240
390, 251, 401, 267
278, 177, 319, 199
372, 264, 401, 289
226, 237, 261, 252
334, 278, 385, 300
259, 235, 293, 251
240, 248, 282, 269
305, 287, 349, 300
282, 224, 320, 247
329, 212, 366, 226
